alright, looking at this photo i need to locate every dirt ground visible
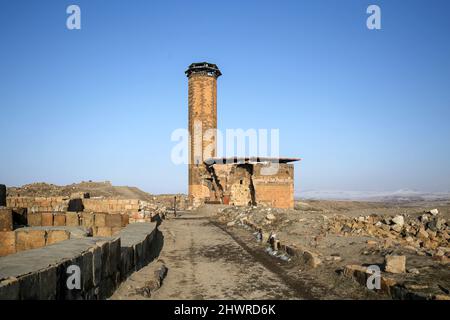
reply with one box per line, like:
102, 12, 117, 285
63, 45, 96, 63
113, 200, 449, 300
112, 211, 301, 300
214, 200, 450, 299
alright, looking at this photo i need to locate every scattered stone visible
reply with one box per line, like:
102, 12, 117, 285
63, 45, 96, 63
407, 267, 420, 274
384, 255, 406, 274
265, 213, 276, 221
392, 215, 404, 227
391, 224, 403, 233
429, 209, 439, 216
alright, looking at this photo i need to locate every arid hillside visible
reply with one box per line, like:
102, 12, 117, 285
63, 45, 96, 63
6, 181, 157, 201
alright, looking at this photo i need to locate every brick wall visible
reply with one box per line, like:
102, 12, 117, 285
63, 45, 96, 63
188, 72, 218, 206
253, 163, 295, 209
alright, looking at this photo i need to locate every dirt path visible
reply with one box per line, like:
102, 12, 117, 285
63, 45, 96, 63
113, 211, 301, 300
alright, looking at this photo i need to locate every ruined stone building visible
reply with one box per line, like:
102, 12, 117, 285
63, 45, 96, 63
186, 62, 300, 209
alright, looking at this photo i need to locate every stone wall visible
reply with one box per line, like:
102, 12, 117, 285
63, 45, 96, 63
82, 199, 140, 213
6, 196, 68, 212
26, 211, 129, 237
0, 209, 13, 232
252, 163, 294, 209
0, 227, 89, 257
209, 162, 295, 209
0, 222, 158, 300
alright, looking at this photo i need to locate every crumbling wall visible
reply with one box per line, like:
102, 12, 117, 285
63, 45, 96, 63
209, 163, 294, 208
253, 163, 295, 209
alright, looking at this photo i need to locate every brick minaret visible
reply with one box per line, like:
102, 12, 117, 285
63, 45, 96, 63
185, 62, 222, 207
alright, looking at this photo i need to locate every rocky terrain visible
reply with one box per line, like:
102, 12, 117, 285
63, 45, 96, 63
213, 200, 450, 299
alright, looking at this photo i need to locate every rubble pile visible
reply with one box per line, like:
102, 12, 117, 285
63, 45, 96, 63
327, 209, 449, 259
217, 206, 286, 227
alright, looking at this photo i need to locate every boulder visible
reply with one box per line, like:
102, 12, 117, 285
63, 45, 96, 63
392, 215, 404, 227
429, 209, 439, 216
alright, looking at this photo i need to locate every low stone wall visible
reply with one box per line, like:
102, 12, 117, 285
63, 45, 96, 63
27, 212, 129, 237
0, 222, 158, 300
119, 223, 161, 280
240, 218, 322, 268
342, 264, 450, 300
0, 227, 89, 257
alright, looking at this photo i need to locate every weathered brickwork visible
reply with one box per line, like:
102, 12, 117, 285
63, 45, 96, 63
186, 63, 221, 207
209, 162, 295, 209
185, 62, 299, 209
253, 163, 295, 209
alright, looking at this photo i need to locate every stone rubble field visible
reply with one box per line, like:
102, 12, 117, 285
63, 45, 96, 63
214, 200, 450, 300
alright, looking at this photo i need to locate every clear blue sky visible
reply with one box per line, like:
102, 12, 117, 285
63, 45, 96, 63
1, 0, 449, 194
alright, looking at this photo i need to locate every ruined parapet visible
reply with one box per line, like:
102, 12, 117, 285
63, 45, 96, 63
186, 62, 221, 207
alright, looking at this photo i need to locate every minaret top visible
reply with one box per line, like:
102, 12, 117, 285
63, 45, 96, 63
185, 62, 222, 78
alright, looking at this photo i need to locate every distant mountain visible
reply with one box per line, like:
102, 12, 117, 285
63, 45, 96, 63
296, 189, 450, 202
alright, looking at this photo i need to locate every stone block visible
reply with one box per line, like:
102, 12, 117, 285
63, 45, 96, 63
120, 246, 134, 279
56, 259, 83, 300
99, 240, 111, 278
18, 271, 40, 299
27, 212, 42, 227
343, 265, 369, 285
121, 214, 129, 227
0, 209, 13, 231
53, 214, 66, 226
385, 255, 406, 274
80, 251, 94, 292
96, 227, 112, 237
38, 266, 57, 299
304, 250, 322, 268
46, 230, 70, 245
81, 212, 94, 228
0, 231, 16, 256
94, 213, 107, 227
15, 229, 46, 251
41, 212, 54, 226
109, 237, 121, 282
0, 277, 20, 300
105, 214, 122, 228
111, 227, 122, 235
65, 212, 80, 226
89, 244, 103, 287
